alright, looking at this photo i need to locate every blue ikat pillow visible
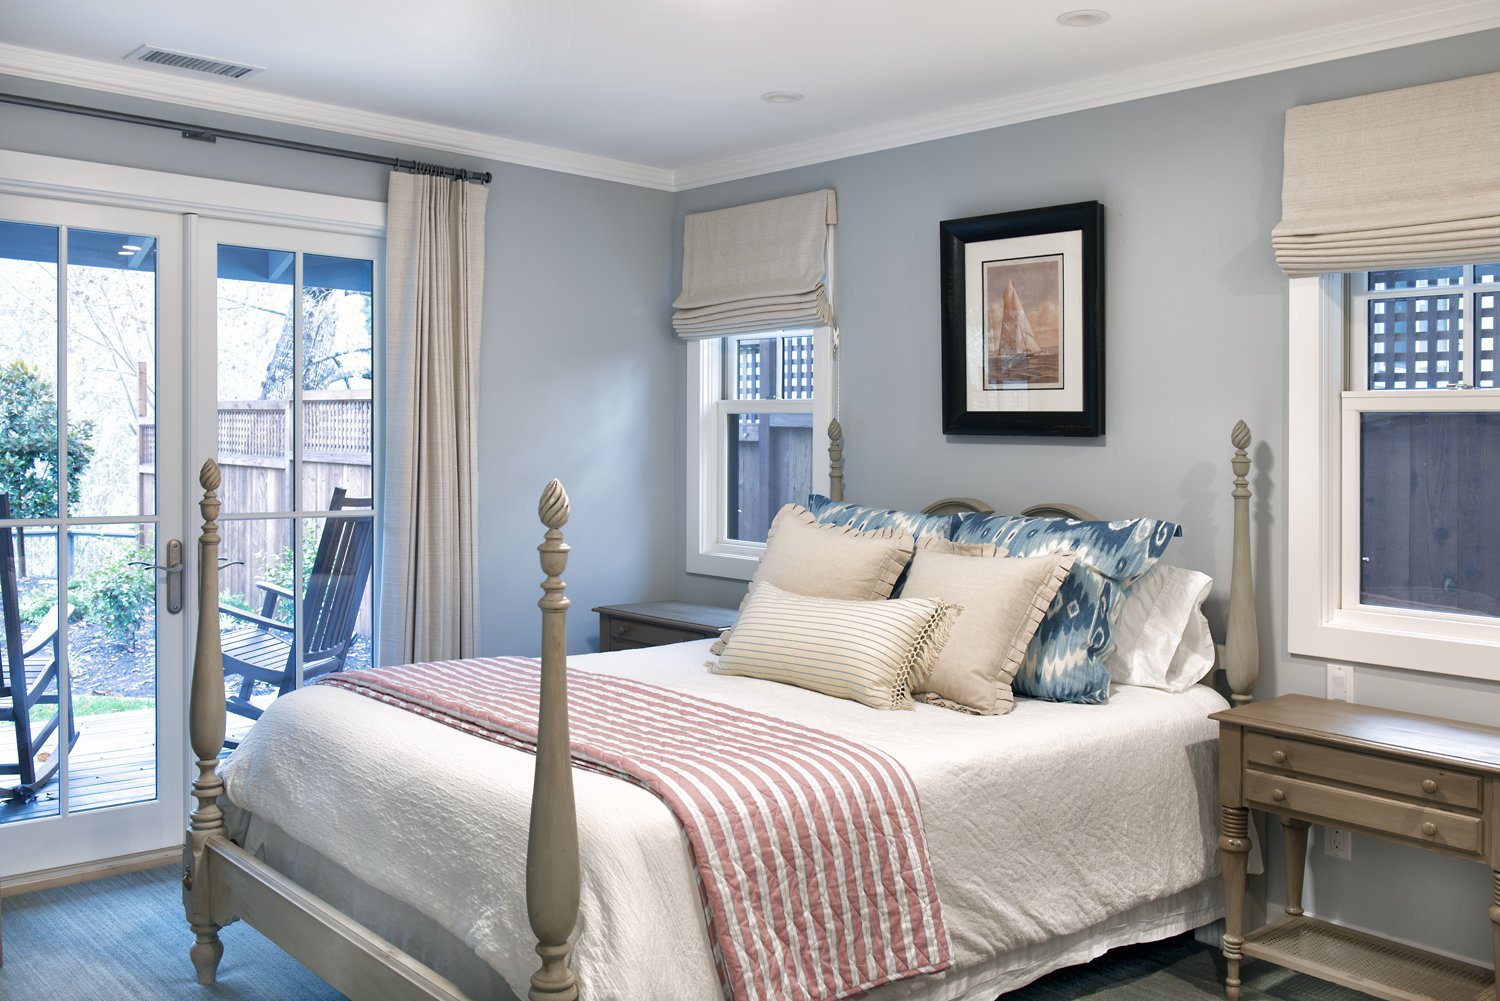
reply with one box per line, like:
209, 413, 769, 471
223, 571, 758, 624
952, 513, 1180, 703
805, 495, 959, 543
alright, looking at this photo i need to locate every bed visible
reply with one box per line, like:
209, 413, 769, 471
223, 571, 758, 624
181, 420, 1262, 1001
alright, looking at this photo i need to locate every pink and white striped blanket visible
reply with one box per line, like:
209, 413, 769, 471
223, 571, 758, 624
318, 656, 951, 1001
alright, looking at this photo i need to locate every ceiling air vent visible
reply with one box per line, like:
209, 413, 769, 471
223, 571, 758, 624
125, 44, 265, 81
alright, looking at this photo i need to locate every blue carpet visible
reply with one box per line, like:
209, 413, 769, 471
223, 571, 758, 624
0, 866, 1376, 1000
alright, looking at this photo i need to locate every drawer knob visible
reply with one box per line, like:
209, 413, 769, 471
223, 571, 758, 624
1421, 822, 1438, 837
612, 623, 630, 637
1271, 750, 1287, 764
1271, 788, 1286, 802
1421, 779, 1438, 794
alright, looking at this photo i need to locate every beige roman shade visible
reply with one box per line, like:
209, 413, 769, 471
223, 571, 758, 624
672, 189, 837, 338
1273, 71, 1500, 276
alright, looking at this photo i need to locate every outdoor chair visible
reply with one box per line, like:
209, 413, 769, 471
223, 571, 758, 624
220, 488, 374, 748
0, 494, 78, 800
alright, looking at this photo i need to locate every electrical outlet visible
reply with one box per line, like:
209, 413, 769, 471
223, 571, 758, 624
1326, 663, 1354, 702
1326, 826, 1352, 860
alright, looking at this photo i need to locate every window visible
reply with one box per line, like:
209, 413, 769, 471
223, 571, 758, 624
686, 327, 834, 579
1287, 262, 1500, 680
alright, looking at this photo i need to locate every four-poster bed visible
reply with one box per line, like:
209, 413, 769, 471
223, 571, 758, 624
182, 420, 1263, 1001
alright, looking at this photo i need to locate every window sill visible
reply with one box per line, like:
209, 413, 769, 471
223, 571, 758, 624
685, 542, 762, 582
1289, 610, 1500, 683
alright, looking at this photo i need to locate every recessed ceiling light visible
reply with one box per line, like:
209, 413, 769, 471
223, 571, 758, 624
121, 244, 141, 251
760, 91, 804, 104
1057, 9, 1110, 26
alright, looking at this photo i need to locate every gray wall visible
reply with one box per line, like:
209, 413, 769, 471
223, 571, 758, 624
672, 31, 1500, 965
0, 77, 677, 656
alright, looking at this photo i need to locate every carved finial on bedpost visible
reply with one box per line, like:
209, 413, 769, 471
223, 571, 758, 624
185, 459, 226, 984
828, 417, 844, 503
1225, 423, 1259, 705
529, 479, 580, 1001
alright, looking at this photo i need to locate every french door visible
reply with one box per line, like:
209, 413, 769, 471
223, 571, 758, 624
0, 195, 380, 877
0, 196, 187, 874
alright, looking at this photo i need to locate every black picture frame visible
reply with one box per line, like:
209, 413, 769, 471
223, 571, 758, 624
940, 201, 1104, 436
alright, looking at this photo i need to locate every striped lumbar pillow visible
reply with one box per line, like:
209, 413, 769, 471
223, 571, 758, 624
711, 581, 959, 711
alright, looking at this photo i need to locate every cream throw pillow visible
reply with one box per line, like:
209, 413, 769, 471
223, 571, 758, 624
754, 503, 915, 599
903, 547, 1075, 715
708, 503, 917, 654
712, 582, 959, 711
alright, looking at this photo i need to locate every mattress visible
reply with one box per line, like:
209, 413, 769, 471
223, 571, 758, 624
220, 639, 1228, 1000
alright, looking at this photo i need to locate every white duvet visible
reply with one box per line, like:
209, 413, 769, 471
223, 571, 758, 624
220, 639, 1226, 1001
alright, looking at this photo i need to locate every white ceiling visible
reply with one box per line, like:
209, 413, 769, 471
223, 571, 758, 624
2, 0, 1498, 189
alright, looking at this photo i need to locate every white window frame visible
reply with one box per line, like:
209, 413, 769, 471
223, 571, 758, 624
1287, 274, 1500, 681
686, 327, 835, 580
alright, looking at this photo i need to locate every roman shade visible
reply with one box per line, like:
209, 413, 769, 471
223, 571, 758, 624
1273, 71, 1500, 276
672, 189, 836, 338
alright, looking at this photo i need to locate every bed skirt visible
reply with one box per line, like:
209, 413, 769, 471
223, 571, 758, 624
222, 801, 1222, 1001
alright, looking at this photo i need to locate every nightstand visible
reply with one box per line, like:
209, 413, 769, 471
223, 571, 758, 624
1212, 694, 1500, 1001
593, 601, 738, 652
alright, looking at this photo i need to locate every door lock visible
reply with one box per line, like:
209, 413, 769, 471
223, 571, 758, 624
129, 538, 185, 614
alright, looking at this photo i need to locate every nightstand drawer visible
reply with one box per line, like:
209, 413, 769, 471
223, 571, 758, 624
1243, 770, 1483, 855
1245, 732, 1481, 809
605, 619, 704, 647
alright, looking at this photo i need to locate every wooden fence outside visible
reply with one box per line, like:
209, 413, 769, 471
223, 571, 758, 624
140, 393, 373, 632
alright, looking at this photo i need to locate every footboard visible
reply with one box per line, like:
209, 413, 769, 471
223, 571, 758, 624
183, 465, 580, 1001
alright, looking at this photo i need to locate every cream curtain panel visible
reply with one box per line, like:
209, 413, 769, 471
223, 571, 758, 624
673, 189, 837, 338
380, 171, 488, 665
1273, 70, 1500, 276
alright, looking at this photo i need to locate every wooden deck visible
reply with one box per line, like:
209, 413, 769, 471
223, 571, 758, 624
1, 707, 255, 826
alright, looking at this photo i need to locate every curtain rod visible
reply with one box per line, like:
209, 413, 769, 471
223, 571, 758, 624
0, 92, 492, 185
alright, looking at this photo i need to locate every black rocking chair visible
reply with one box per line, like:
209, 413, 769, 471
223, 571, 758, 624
219, 488, 374, 749
1, 495, 78, 800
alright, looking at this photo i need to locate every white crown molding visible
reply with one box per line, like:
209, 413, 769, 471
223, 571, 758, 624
673, 1, 1500, 189
0, 42, 676, 191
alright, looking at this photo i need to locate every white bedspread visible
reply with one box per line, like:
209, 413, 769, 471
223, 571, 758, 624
220, 639, 1226, 1001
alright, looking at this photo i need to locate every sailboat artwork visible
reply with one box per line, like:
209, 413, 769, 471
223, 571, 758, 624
983, 254, 1063, 389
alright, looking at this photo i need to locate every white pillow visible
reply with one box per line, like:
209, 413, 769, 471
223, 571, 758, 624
1105, 565, 1215, 692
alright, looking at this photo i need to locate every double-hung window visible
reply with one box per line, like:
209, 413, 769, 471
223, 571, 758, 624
675, 189, 838, 579
1288, 262, 1500, 679
686, 327, 834, 579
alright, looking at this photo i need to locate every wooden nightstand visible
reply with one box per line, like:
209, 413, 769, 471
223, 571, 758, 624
1212, 694, 1500, 1001
593, 601, 737, 653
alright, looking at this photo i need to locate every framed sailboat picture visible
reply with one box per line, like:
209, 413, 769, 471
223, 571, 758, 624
940, 201, 1103, 436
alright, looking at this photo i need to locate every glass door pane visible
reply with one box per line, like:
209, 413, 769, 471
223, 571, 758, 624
1, 203, 182, 865
205, 228, 379, 746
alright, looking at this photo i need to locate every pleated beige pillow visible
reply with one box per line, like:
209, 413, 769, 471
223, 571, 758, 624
754, 503, 915, 599
708, 503, 917, 654
712, 582, 959, 710
904, 548, 1075, 715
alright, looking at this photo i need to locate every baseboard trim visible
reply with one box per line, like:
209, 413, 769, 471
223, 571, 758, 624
1, 846, 179, 897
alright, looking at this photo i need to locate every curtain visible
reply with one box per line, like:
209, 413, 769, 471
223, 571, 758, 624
673, 189, 836, 338
380, 171, 488, 665
1273, 71, 1500, 276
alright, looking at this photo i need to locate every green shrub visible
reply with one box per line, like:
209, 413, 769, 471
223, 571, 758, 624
69, 546, 154, 648
0, 361, 94, 518
19, 587, 58, 625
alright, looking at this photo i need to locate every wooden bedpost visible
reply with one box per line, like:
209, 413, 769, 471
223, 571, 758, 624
528, 480, 580, 1001
184, 459, 227, 984
828, 418, 844, 503
1224, 421, 1259, 704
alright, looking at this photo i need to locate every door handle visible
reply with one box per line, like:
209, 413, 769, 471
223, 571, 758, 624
129, 538, 185, 614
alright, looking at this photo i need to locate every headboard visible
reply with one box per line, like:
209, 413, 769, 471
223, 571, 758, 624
822, 417, 1260, 703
